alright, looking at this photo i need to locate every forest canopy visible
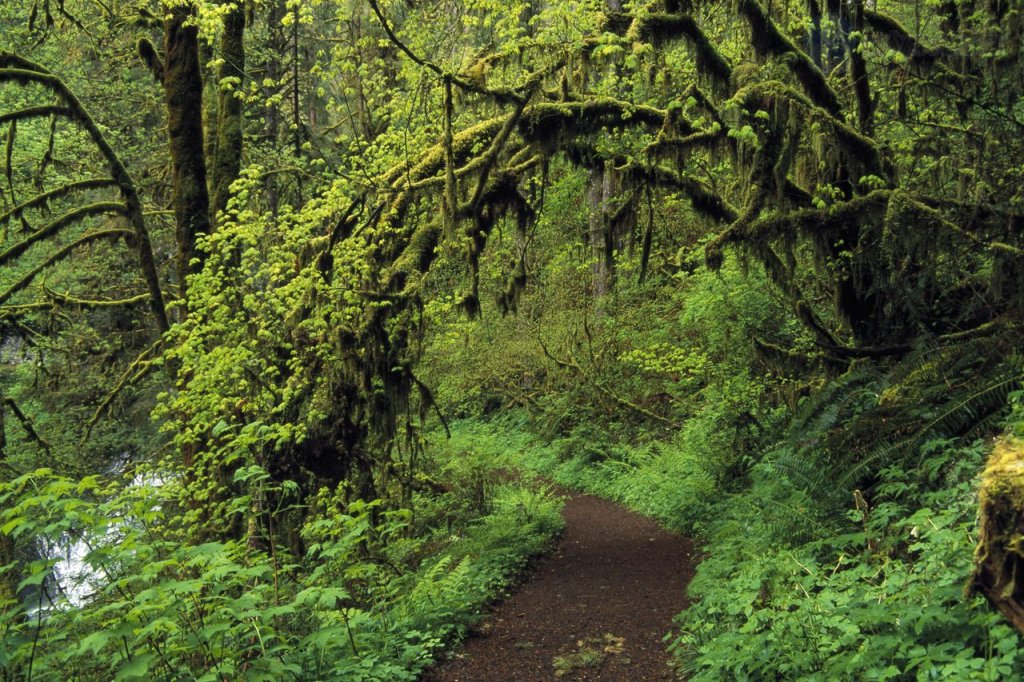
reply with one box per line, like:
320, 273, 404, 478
0, 0, 1023, 679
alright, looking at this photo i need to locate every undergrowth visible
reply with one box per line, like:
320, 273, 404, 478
0, 436, 562, 681
450, 379, 1024, 680
420, 207, 1024, 680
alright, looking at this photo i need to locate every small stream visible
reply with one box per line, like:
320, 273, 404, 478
29, 458, 167, 612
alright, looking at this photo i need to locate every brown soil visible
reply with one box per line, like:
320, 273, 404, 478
421, 492, 696, 681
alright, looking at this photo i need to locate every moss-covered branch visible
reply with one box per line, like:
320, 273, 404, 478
735, 0, 842, 116
519, 98, 667, 145
136, 37, 164, 82
639, 164, 738, 223
705, 190, 891, 266
0, 105, 73, 126
469, 91, 535, 217
0, 201, 127, 267
385, 98, 667, 194
864, 9, 951, 66
3, 397, 51, 455
732, 81, 884, 174
43, 288, 151, 308
629, 13, 732, 91
0, 228, 133, 306
0, 178, 117, 226
84, 338, 163, 440
0, 53, 169, 332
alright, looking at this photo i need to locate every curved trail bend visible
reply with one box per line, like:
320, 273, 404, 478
423, 492, 696, 681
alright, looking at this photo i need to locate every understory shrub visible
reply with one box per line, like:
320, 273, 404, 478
0, 448, 562, 681
674, 436, 1024, 681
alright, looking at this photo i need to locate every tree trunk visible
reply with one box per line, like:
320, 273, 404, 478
210, 4, 246, 222
163, 5, 211, 301
588, 165, 612, 298
586, 0, 628, 300
200, 40, 219, 171
971, 438, 1024, 634
807, 0, 823, 67
264, 0, 287, 216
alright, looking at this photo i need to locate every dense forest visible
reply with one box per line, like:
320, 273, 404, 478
1, 0, 1023, 679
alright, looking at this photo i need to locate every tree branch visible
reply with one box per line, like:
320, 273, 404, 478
0, 228, 133, 306
0, 54, 169, 332
366, 0, 526, 104
0, 201, 127, 267
0, 178, 117, 227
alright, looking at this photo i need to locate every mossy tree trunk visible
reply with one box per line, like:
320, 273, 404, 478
587, 164, 614, 299
971, 438, 1024, 633
163, 5, 211, 301
586, 0, 629, 301
210, 3, 246, 222
263, 0, 287, 216
200, 40, 219, 170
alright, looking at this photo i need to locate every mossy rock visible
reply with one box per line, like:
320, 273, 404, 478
971, 437, 1024, 633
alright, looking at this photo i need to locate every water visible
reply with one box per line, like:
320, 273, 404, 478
31, 457, 168, 611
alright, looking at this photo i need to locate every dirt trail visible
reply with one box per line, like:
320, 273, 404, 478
422, 493, 696, 681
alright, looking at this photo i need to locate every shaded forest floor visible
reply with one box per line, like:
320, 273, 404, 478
422, 492, 696, 681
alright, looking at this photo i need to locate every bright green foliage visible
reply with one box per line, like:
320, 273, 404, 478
0, 441, 562, 680
423, 205, 1024, 679
675, 439, 1022, 681
2, 0, 1024, 678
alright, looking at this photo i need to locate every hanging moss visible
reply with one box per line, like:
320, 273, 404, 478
629, 13, 733, 92
732, 80, 884, 176
735, 0, 843, 116
497, 256, 528, 315
864, 9, 952, 67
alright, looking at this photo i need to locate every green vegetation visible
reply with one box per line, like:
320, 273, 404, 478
2, 0, 1024, 679
0, 436, 562, 679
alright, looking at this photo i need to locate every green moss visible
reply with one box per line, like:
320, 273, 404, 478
972, 438, 1024, 632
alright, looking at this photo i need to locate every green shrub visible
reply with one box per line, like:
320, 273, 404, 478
0, 446, 562, 680
673, 438, 1024, 681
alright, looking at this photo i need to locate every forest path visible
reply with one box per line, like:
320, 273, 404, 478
421, 492, 696, 681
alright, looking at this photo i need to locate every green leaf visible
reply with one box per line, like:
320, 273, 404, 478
114, 653, 157, 681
